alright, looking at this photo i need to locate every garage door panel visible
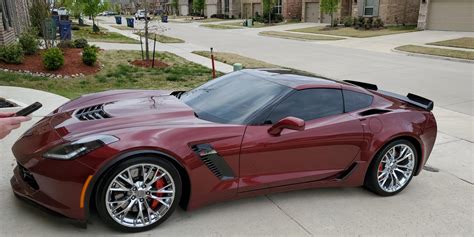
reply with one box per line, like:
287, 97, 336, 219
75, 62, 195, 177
305, 2, 319, 22
427, 0, 473, 32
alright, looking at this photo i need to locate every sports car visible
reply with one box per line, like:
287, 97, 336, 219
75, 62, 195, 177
11, 69, 437, 232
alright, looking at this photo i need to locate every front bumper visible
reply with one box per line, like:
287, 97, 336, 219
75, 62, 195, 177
10, 157, 95, 221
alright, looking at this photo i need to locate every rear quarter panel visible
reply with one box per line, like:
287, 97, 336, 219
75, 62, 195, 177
360, 109, 436, 176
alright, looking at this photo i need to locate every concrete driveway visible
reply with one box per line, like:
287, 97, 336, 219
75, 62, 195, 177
0, 18, 472, 236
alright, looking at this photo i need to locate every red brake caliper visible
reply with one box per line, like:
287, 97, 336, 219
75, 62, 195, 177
151, 179, 165, 209
378, 162, 384, 173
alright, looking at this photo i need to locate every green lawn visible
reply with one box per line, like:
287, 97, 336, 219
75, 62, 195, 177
396, 45, 474, 60
196, 18, 231, 23
135, 32, 185, 43
427, 37, 474, 49
111, 25, 133, 30
193, 51, 277, 69
259, 31, 344, 41
289, 25, 418, 38
200, 24, 243, 30
72, 25, 139, 44
223, 20, 299, 28
0, 51, 217, 98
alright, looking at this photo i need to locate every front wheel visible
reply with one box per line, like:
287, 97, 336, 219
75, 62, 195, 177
96, 157, 182, 232
365, 140, 418, 196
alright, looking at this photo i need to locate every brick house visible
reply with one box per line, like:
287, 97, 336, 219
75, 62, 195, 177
240, 0, 302, 19
0, 0, 31, 46
205, 0, 241, 18
302, 0, 421, 25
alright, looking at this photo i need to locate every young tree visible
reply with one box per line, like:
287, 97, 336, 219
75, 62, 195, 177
29, 0, 50, 33
321, 0, 340, 27
192, 0, 205, 16
81, 0, 109, 32
171, 0, 179, 15
58, 0, 85, 23
262, 0, 277, 24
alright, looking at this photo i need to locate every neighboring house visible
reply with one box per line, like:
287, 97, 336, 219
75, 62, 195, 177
302, 0, 421, 25
178, 0, 192, 15
205, 0, 241, 18
417, 0, 473, 32
240, 0, 301, 20
0, 0, 31, 46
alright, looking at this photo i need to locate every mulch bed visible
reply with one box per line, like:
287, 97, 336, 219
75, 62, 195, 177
0, 48, 100, 76
131, 59, 169, 69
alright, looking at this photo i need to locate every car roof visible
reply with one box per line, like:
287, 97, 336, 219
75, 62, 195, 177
240, 68, 345, 90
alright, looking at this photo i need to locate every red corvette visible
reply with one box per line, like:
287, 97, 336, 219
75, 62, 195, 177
11, 69, 437, 232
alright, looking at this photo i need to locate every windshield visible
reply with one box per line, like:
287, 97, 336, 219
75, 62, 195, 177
180, 71, 291, 124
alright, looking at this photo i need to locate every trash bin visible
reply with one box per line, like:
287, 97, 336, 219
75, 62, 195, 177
52, 15, 60, 28
233, 63, 243, 71
246, 19, 253, 27
115, 16, 122, 24
161, 15, 168, 23
58, 21, 71, 40
126, 18, 134, 28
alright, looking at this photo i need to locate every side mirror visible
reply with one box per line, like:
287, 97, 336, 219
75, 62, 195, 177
268, 117, 305, 136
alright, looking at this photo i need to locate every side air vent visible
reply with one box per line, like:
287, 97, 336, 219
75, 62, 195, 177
191, 144, 235, 180
75, 104, 111, 121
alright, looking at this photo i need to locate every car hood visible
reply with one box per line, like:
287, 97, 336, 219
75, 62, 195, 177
13, 90, 211, 157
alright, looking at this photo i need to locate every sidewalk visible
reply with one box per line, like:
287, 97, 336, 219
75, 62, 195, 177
89, 20, 234, 73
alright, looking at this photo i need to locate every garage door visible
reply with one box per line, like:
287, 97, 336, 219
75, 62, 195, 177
427, 0, 473, 32
243, 3, 251, 18
253, 3, 262, 16
305, 2, 319, 22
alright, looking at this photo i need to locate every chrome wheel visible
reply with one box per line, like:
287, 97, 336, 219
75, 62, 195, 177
377, 144, 415, 193
105, 163, 175, 228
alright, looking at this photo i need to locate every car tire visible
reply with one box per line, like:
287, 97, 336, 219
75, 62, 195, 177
96, 157, 182, 232
365, 139, 418, 196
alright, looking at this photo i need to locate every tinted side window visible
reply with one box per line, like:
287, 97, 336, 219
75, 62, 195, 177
266, 89, 344, 123
343, 90, 373, 112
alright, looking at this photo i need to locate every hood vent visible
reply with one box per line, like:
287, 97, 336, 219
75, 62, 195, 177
75, 104, 111, 121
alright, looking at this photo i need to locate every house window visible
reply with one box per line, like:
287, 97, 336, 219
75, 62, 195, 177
363, 0, 377, 16
274, 0, 282, 14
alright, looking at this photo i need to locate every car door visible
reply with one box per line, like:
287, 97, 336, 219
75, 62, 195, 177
238, 88, 365, 192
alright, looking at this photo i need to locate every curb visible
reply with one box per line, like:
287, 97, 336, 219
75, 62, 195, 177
391, 48, 473, 64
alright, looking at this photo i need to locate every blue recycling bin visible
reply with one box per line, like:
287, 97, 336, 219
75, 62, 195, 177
58, 21, 71, 40
115, 16, 122, 24
126, 18, 134, 28
161, 15, 168, 23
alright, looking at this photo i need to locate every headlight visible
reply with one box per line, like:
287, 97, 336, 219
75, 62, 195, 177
43, 135, 119, 160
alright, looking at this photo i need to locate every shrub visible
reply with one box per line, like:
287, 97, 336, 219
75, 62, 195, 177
343, 16, 353, 27
19, 29, 40, 55
0, 44, 24, 64
82, 45, 98, 66
43, 47, 64, 70
73, 38, 89, 48
373, 18, 384, 28
356, 16, 365, 28
364, 17, 373, 29
57, 40, 74, 49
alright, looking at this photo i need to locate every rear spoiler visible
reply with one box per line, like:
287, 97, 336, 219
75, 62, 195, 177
343, 80, 434, 111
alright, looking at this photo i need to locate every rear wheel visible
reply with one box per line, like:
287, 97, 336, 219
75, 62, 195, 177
365, 140, 417, 196
96, 157, 181, 232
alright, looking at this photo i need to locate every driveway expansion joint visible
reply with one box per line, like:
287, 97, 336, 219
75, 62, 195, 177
265, 195, 313, 236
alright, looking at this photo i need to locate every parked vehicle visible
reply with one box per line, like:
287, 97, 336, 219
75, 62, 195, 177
135, 10, 151, 20
11, 69, 437, 232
